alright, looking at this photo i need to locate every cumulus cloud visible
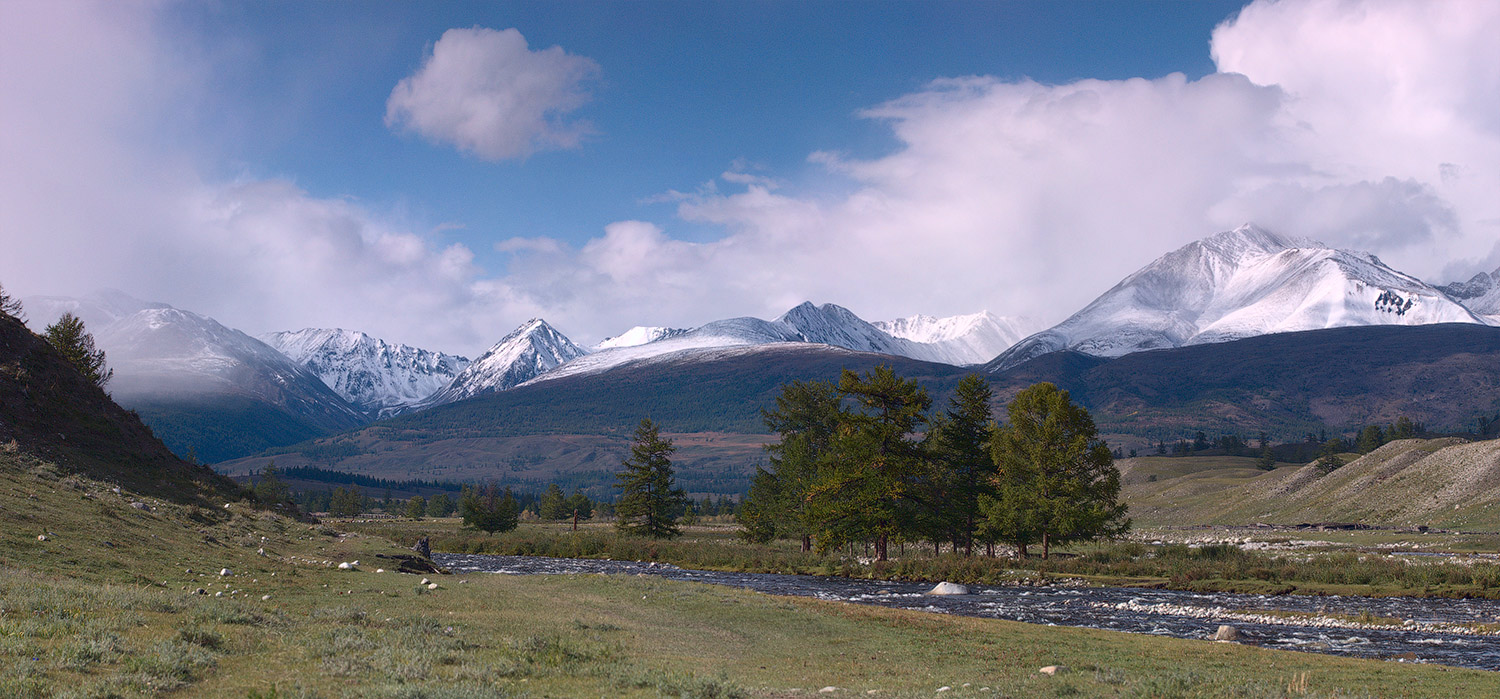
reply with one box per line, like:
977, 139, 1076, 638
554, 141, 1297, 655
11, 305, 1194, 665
385, 27, 599, 160
7, 0, 1500, 355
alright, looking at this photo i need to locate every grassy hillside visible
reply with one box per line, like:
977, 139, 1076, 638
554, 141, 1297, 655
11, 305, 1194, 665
0, 312, 237, 504
1121, 437, 1500, 529
12, 452, 1500, 697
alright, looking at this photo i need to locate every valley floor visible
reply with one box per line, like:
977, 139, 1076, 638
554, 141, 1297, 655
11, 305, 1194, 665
7, 454, 1500, 697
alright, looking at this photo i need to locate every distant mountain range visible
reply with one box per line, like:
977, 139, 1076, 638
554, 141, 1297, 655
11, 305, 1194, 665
23, 222, 1500, 471
260, 328, 469, 418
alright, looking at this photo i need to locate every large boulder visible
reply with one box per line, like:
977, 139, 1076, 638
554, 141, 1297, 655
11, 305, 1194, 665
925, 581, 970, 595
1213, 624, 1240, 641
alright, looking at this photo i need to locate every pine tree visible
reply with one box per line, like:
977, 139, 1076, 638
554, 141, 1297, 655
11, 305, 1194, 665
405, 495, 427, 520
0, 282, 24, 321
1257, 442, 1277, 471
566, 490, 594, 520
986, 382, 1128, 559
426, 492, 454, 517
1356, 425, 1385, 454
615, 418, 688, 538
44, 312, 112, 388
1315, 439, 1346, 474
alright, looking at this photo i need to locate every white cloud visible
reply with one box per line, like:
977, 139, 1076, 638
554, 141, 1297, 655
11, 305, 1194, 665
385, 27, 599, 161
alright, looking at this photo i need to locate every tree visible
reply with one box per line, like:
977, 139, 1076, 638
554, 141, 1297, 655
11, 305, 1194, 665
1315, 439, 1346, 474
1356, 425, 1385, 454
0, 282, 24, 321
405, 495, 427, 520
1257, 442, 1277, 471
928, 374, 996, 556
804, 366, 931, 560
44, 312, 112, 388
538, 484, 569, 520
427, 492, 454, 518
738, 380, 843, 549
985, 383, 1128, 559
1390, 416, 1418, 440
464, 485, 519, 534
329, 486, 363, 518
252, 462, 290, 506
566, 490, 594, 520
615, 418, 688, 538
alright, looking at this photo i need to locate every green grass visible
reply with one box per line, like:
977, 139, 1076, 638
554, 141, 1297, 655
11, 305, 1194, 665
10, 452, 1500, 696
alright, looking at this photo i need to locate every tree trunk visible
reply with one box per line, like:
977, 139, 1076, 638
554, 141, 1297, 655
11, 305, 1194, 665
801, 534, 811, 552
1017, 543, 1028, 558
572, 509, 578, 531
876, 533, 888, 561
1042, 532, 1050, 560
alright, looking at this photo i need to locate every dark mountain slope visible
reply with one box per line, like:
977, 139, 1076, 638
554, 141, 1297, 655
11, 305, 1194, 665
992, 323, 1500, 437
0, 311, 238, 503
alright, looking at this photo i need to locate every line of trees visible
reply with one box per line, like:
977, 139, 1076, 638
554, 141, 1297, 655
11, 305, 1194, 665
738, 368, 1128, 560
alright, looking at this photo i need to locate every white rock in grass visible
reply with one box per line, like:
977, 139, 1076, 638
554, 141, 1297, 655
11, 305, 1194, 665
926, 582, 969, 595
1038, 665, 1068, 676
420, 578, 431, 585
338, 562, 352, 570
376, 568, 385, 574
219, 568, 231, 576
818, 688, 839, 694
261, 594, 272, 601
36, 535, 47, 541
427, 582, 439, 590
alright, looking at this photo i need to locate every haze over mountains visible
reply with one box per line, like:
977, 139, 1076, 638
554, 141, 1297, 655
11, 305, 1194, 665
22, 223, 1500, 469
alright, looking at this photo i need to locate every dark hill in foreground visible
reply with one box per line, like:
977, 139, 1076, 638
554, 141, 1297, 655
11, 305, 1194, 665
0, 310, 238, 503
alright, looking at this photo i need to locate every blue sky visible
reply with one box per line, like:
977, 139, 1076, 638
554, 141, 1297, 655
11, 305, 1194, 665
170, 1, 1247, 271
2, 1, 1498, 354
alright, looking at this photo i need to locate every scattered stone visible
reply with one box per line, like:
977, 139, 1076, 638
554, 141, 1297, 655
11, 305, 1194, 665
257, 548, 266, 556
427, 582, 439, 590
926, 582, 969, 596
194, 588, 207, 595
420, 578, 431, 585
1038, 666, 1069, 676
220, 568, 231, 577
261, 594, 272, 601
338, 562, 353, 570
36, 535, 47, 541
937, 687, 952, 693
1213, 625, 1240, 642
214, 591, 223, 597
818, 687, 839, 694
376, 568, 385, 574
130, 502, 151, 511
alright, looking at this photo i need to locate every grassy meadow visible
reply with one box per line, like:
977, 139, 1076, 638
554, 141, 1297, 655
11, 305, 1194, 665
8, 449, 1500, 697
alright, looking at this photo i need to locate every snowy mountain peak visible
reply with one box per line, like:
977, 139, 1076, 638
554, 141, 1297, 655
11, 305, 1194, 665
261, 328, 470, 417
421, 318, 586, 406
875, 311, 1033, 364
594, 326, 689, 350
1439, 266, 1500, 322
987, 225, 1483, 372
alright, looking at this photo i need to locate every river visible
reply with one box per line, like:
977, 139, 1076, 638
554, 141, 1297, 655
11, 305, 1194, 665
436, 553, 1500, 671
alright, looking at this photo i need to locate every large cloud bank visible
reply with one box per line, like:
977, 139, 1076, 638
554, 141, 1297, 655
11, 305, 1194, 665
2, 0, 1498, 355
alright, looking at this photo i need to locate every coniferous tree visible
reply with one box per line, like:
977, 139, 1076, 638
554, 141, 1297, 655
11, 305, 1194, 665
1316, 439, 1346, 474
566, 490, 594, 520
1356, 425, 1385, 454
615, 418, 688, 538
737, 380, 842, 548
329, 486, 363, 517
44, 312, 112, 388
466, 486, 520, 534
805, 366, 931, 560
985, 382, 1128, 559
1257, 442, 1277, 471
928, 374, 996, 556
405, 495, 427, 520
426, 492, 454, 518
538, 483, 569, 520
252, 462, 291, 506
0, 282, 24, 321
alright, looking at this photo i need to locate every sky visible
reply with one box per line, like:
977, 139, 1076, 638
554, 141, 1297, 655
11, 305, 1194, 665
2, 0, 1499, 356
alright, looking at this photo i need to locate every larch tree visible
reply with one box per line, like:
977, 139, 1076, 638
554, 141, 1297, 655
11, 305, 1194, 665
0, 282, 24, 321
738, 380, 843, 549
929, 374, 997, 555
615, 418, 688, 538
987, 382, 1128, 559
44, 312, 112, 388
805, 366, 930, 561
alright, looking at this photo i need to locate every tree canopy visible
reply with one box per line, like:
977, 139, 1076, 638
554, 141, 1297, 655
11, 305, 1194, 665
44, 312, 112, 388
615, 418, 688, 538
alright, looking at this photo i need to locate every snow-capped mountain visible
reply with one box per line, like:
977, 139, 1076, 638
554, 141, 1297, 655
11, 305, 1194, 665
261, 328, 469, 417
875, 311, 1032, 365
987, 224, 1483, 372
24, 292, 367, 461
532, 302, 996, 385
593, 326, 689, 351
421, 319, 586, 406
1440, 266, 1500, 323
